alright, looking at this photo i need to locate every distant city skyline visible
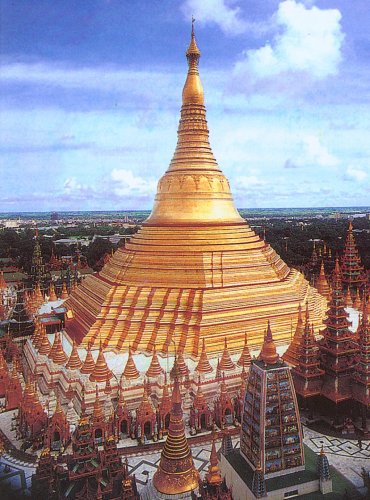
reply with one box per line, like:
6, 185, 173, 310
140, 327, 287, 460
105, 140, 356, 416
1, 0, 369, 211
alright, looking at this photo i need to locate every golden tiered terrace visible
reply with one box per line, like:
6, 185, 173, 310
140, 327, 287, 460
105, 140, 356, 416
65, 26, 327, 357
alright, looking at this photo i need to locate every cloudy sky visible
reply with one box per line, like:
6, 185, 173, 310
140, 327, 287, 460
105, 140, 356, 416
0, 0, 369, 211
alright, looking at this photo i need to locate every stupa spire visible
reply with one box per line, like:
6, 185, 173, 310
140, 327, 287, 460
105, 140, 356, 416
258, 321, 279, 365
152, 356, 199, 495
145, 345, 164, 378
122, 345, 140, 380
49, 332, 68, 365
38, 325, 51, 355
145, 20, 243, 226
283, 304, 305, 366
206, 435, 222, 486
195, 338, 213, 373
237, 332, 252, 367
66, 340, 82, 370
80, 343, 96, 374
89, 340, 113, 383
219, 337, 235, 371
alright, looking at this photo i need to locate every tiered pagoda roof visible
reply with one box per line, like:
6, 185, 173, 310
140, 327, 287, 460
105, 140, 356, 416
152, 356, 199, 495
319, 258, 359, 403
64, 21, 326, 358
351, 299, 370, 407
341, 221, 367, 291
291, 313, 324, 399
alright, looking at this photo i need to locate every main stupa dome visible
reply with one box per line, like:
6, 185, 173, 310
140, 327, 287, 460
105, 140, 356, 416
65, 26, 327, 357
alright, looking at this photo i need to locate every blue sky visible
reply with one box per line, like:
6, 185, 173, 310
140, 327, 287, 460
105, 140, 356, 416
0, 0, 369, 211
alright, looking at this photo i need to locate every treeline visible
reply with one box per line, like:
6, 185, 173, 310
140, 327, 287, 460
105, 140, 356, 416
253, 217, 370, 270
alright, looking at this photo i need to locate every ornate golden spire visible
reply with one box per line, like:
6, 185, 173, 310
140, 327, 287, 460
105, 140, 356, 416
38, 325, 51, 355
49, 283, 57, 302
153, 356, 199, 495
122, 346, 140, 380
237, 332, 252, 367
282, 304, 305, 366
317, 261, 330, 300
258, 321, 280, 365
80, 343, 95, 374
145, 346, 164, 378
66, 340, 82, 370
206, 435, 222, 486
145, 21, 243, 226
219, 337, 235, 371
90, 341, 113, 383
176, 351, 190, 377
195, 338, 213, 373
49, 332, 68, 365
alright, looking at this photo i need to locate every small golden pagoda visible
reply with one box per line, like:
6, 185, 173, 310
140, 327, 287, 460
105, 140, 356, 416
122, 346, 140, 380
65, 23, 326, 357
282, 304, 305, 366
195, 338, 213, 373
151, 357, 199, 497
89, 342, 113, 383
80, 344, 95, 374
145, 346, 164, 378
316, 261, 330, 300
49, 332, 68, 365
66, 340, 82, 370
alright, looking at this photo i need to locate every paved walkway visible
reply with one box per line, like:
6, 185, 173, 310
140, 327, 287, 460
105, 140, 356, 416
303, 425, 370, 495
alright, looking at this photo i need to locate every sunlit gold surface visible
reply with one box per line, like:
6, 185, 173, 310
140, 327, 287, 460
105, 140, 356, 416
65, 27, 326, 357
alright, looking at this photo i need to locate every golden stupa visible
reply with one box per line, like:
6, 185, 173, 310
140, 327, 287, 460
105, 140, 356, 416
65, 25, 327, 357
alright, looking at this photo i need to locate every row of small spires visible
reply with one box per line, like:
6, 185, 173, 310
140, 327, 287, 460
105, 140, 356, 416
31, 322, 253, 384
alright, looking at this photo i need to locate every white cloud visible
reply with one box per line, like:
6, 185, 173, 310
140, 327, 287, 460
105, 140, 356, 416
233, 0, 344, 86
181, 0, 247, 35
111, 169, 157, 197
344, 165, 368, 182
301, 135, 338, 168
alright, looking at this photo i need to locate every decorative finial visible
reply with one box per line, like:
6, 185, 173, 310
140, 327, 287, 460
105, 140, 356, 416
192, 15, 195, 35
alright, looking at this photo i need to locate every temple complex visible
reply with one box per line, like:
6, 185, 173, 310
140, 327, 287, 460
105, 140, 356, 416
63, 23, 327, 358
1, 24, 369, 500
